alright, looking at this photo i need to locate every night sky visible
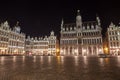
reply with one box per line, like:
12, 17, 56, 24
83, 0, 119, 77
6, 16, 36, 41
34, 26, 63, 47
0, 0, 120, 38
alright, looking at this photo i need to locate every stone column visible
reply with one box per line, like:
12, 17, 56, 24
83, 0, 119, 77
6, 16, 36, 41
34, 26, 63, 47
82, 47, 83, 56
87, 46, 88, 56
91, 46, 93, 55
96, 46, 98, 55
68, 46, 70, 55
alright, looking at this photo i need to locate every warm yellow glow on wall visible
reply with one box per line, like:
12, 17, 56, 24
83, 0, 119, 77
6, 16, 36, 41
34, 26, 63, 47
74, 49, 77, 53
83, 49, 86, 52
22, 51, 25, 54
14, 49, 18, 53
104, 47, 108, 54
56, 48, 60, 53
56, 48, 60, 56
1, 49, 5, 52
104, 47, 108, 51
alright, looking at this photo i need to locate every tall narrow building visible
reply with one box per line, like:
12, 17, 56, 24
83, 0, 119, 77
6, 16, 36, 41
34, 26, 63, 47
0, 21, 25, 55
60, 10, 103, 56
107, 22, 120, 55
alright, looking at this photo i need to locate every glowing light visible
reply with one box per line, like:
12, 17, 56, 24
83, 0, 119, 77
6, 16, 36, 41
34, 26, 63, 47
83, 49, 86, 52
117, 49, 119, 52
61, 49, 63, 53
99, 49, 102, 52
56, 48, 60, 53
83, 49, 87, 56
1, 49, 5, 52
74, 49, 77, 53
104, 47, 108, 51
14, 49, 18, 53
29, 52, 32, 55
22, 51, 25, 54
104, 47, 108, 54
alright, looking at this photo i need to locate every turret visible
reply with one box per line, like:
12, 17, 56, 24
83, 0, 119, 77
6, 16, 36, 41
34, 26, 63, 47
109, 22, 115, 27
96, 14, 101, 26
76, 10, 82, 29
50, 30, 54, 36
3, 21, 10, 29
27, 36, 30, 40
14, 21, 21, 33
61, 18, 64, 29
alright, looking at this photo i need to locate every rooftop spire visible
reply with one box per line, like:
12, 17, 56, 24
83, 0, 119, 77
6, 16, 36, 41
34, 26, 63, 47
16, 21, 19, 26
76, 10, 82, 28
77, 10, 80, 15
3, 21, 9, 28
110, 22, 114, 26
61, 18, 64, 28
96, 14, 101, 26
14, 21, 21, 33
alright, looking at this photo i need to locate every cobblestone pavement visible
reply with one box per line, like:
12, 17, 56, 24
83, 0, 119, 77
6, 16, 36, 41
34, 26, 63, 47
0, 56, 120, 80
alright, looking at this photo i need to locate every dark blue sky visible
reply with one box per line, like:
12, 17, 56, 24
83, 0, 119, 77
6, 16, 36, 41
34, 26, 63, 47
0, 0, 120, 38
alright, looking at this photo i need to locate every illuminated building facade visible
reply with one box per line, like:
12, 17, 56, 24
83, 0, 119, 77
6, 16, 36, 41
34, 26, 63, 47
60, 10, 103, 56
25, 31, 57, 55
107, 22, 120, 55
0, 21, 9, 54
0, 21, 25, 55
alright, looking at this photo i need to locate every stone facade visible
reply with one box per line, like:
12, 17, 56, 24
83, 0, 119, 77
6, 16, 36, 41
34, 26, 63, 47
0, 21, 25, 55
60, 10, 103, 56
25, 31, 57, 55
107, 22, 120, 55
